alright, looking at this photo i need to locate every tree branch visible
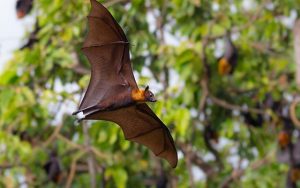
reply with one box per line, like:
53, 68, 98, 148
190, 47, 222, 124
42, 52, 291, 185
66, 151, 87, 188
206, 0, 269, 42
293, 19, 300, 87
43, 124, 63, 147
56, 134, 108, 159
83, 122, 97, 188
210, 95, 265, 114
290, 98, 300, 128
185, 151, 196, 188
178, 142, 216, 176
103, 0, 130, 7
220, 151, 274, 188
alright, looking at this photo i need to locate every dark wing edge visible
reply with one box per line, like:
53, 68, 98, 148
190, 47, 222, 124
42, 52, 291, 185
86, 103, 178, 168
89, 0, 127, 42
85, 0, 127, 47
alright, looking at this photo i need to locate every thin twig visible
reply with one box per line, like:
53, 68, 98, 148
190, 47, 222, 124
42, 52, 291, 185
293, 19, 300, 86
43, 124, 63, 147
198, 79, 209, 114
206, 0, 269, 41
178, 142, 215, 176
197, 20, 214, 118
290, 98, 300, 128
103, 0, 130, 7
66, 151, 87, 188
185, 151, 195, 188
56, 134, 108, 159
210, 95, 265, 114
220, 151, 274, 188
83, 122, 97, 188
0, 164, 25, 170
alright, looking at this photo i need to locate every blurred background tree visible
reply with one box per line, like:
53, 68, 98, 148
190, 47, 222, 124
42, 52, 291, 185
1, 0, 300, 187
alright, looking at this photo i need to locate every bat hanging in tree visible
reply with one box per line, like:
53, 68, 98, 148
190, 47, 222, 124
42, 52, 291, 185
218, 34, 238, 75
16, 0, 33, 19
72, 0, 178, 168
43, 151, 62, 183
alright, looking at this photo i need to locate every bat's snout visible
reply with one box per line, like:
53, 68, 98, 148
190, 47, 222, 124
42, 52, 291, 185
150, 97, 157, 102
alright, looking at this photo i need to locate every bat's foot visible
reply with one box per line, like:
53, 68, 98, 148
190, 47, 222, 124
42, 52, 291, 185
73, 111, 86, 122
72, 105, 104, 123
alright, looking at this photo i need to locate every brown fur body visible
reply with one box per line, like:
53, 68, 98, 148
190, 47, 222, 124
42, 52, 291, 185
96, 87, 146, 111
278, 131, 291, 149
218, 36, 238, 75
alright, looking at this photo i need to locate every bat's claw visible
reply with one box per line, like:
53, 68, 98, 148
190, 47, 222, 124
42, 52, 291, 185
72, 110, 81, 115
72, 111, 86, 123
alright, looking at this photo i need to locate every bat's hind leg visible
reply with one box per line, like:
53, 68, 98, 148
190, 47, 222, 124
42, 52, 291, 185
72, 105, 98, 115
72, 104, 107, 117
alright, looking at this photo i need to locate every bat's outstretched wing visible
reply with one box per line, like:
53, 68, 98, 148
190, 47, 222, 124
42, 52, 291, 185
86, 103, 178, 168
77, 0, 138, 112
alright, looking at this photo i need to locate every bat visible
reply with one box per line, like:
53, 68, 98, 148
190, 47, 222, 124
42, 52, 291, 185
203, 125, 223, 168
16, 0, 33, 19
156, 171, 168, 188
278, 130, 291, 149
218, 34, 238, 75
278, 118, 295, 149
43, 151, 62, 183
286, 165, 300, 188
284, 134, 300, 187
290, 166, 300, 183
72, 0, 178, 168
242, 112, 263, 127
204, 125, 219, 144
277, 130, 300, 165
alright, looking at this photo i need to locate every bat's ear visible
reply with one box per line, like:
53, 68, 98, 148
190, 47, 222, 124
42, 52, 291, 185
145, 85, 149, 91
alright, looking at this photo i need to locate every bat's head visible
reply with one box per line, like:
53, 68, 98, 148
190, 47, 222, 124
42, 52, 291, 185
144, 86, 156, 102
16, 0, 33, 19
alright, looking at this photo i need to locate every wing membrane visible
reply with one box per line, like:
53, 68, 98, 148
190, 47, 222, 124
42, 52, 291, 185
86, 103, 178, 168
83, 17, 123, 48
80, 45, 125, 109
89, 0, 127, 42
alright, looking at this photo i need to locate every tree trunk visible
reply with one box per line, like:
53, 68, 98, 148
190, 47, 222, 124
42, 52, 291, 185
293, 19, 300, 87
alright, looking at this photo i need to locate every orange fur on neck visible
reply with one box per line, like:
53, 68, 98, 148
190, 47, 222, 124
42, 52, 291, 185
131, 89, 146, 102
218, 58, 232, 75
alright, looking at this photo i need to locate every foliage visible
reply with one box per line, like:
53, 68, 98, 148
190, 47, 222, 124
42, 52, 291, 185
1, 0, 300, 187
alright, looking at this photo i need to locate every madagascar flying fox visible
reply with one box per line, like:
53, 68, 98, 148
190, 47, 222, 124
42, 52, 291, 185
72, 0, 178, 168
43, 151, 62, 183
218, 35, 238, 75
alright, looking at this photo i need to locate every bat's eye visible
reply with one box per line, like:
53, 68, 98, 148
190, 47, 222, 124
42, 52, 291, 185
149, 93, 153, 97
